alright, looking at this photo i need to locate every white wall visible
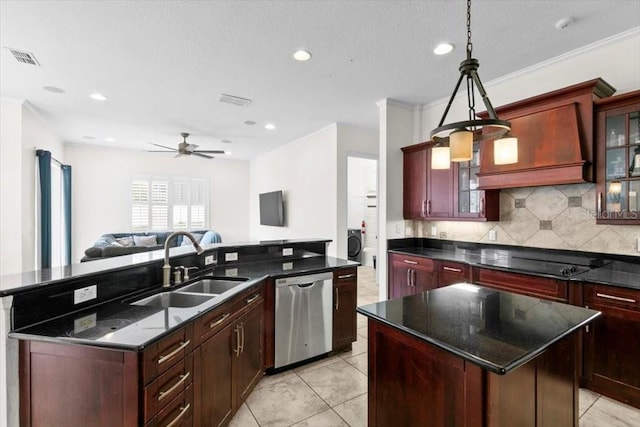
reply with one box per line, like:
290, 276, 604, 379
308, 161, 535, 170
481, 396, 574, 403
0, 100, 65, 275
64, 144, 250, 263
249, 124, 339, 254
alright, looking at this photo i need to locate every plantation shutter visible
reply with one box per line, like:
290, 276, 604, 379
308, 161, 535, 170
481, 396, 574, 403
150, 179, 169, 230
190, 179, 207, 229
131, 179, 150, 231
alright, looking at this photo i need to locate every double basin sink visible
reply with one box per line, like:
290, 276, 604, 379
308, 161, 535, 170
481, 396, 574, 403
131, 277, 247, 308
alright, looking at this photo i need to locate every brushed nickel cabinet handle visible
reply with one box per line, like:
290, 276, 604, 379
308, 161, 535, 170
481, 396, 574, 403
246, 294, 259, 304
338, 274, 356, 279
158, 340, 190, 366
158, 372, 190, 402
427, 200, 431, 216
209, 313, 230, 329
596, 293, 636, 303
403, 259, 418, 265
406, 270, 411, 287
240, 322, 245, 354
166, 403, 191, 427
422, 200, 427, 217
335, 288, 340, 310
443, 266, 462, 273
234, 325, 241, 357
598, 192, 602, 215
480, 197, 485, 215
411, 269, 416, 288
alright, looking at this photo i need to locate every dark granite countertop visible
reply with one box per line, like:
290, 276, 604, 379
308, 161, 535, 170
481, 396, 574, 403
357, 283, 600, 374
8, 255, 358, 351
388, 243, 640, 290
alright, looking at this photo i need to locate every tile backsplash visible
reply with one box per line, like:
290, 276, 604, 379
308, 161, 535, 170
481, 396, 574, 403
407, 183, 640, 257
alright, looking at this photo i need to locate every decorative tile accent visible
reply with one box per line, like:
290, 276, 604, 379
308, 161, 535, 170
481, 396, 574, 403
540, 220, 553, 230
515, 199, 526, 208
568, 196, 582, 207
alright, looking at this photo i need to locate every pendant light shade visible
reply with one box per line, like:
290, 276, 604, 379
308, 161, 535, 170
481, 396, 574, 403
494, 135, 518, 165
431, 146, 451, 169
449, 130, 473, 162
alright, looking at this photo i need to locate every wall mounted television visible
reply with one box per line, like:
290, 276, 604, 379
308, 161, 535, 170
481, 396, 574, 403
259, 190, 285, 226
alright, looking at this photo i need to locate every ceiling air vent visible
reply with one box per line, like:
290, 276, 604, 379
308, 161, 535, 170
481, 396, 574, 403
5, 48, 40, 66
218, 94, 251, 107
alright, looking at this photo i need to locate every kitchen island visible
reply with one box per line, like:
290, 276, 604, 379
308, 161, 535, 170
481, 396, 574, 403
357, 283, 600, 427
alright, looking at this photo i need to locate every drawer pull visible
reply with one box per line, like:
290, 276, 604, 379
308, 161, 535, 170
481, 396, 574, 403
596, 293, 636, 303
210, 313, 230, 329
403, 260, 418, 265
246, 294, 259, 304
335, 288, 339, 310
158, 372, 190, 402
158, 340, 190, 365
166, 403, 191, 427
443, 266, 462, 273
338, 274, 356, 279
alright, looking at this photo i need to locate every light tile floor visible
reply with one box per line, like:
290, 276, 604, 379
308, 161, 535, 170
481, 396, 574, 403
230, 266, 640, 427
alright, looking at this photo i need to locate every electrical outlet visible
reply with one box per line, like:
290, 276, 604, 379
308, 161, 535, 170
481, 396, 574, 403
73, 313, 96, 334
282, 262, 293, 270
431, 226, 437, 237
204, 254, 215, 265
74, 285, 97, 304
283, 248, 293, 256
225, 252, 238, 262
225, 268, 238, 277
489, 230, 497, 241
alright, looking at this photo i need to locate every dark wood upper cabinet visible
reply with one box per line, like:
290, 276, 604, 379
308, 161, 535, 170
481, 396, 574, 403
402, 141, 498, 221
594, 90, 640, 224
478, 78, 615, 189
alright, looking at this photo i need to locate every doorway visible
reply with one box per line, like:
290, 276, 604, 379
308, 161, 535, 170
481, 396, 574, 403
347, 156, 378, 268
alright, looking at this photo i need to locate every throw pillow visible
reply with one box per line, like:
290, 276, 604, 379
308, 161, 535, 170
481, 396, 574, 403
181, 233, 203, 246
134, 234, 158, 247
114, 236, 134, 247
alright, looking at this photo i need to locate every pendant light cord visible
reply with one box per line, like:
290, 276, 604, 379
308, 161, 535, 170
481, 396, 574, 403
466, 0, 475, 124
466, 0, 473, 59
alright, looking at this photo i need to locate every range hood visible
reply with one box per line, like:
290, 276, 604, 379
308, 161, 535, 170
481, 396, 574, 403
477, 79, 616, 190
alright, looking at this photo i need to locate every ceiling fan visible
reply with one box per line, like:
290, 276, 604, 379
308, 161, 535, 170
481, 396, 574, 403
148, 133, 225, 159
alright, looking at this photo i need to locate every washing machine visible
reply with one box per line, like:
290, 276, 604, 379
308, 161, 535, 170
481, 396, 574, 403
347, 229, 362, 263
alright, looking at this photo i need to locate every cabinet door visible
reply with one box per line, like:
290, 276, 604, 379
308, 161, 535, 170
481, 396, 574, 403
193, 324, 234, 427
595, 92, 640, 224
333, 268, 358, 350
403, 146, 428, 219
234, 301, 265, 405
584, 285, 640, 407
438, 261, 471, 287
412, 260, 437, 294
426, 157, 454, 218
454, 142, 500, 221
388, 255, 413, 299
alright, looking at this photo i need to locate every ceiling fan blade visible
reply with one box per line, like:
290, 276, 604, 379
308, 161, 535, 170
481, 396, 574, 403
192, 152, 214, 159
147, 150, 177, 152
194, 150, 226, 154
148, 142, 177, 151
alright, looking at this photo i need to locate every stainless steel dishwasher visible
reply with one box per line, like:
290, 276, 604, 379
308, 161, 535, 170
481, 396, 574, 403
274, 271, 333, 369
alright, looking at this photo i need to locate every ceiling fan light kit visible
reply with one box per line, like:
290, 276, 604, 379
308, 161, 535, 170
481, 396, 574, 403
429, 0, 518, 169
148, 133, 226, 159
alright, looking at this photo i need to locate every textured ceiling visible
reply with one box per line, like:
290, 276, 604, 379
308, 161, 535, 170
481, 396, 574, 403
1, 0, 639, 160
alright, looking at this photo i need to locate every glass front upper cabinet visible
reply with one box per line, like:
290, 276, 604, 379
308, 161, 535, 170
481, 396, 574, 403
458, 143, 482, 216
597, 92, 640, 224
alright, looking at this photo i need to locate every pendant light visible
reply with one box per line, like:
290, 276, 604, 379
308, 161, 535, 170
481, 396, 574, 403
430, 0, 517, 166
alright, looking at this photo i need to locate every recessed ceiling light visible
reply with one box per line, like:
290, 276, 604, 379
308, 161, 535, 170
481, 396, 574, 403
225, 151, 232, 155
221, 139, 232, 143
104, 137, 115, 142
90, 93, 107, 101
293, 50, 312, 61
244, 120, 256, 125
555, 17, 573, 30
433, 43, 454, 55
43, 86, 65, 94
265, 123, 276, 130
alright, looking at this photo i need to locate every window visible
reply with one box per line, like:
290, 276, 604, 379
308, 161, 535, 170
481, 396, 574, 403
130, 176, 208, 231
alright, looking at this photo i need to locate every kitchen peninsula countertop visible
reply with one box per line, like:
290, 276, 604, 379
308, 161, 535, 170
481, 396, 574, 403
357, 283, 600, 374
388, 240, 640, 290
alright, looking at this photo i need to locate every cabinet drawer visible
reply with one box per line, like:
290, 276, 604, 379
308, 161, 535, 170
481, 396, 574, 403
334, 267, 357, 283
474, 268, 568, 302
196, 283, 264, 344
146, 382, 193, 427
390, 254, 435, 271
144, 353, 193, 424
143, 325, 193, 384
439, 261, 470, 286
584, 285, 640, 312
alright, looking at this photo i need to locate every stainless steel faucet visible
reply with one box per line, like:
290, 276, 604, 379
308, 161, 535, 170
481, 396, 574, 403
163, 231, 205, 288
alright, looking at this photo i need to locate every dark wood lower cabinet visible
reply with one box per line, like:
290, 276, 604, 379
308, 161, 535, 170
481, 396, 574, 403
388, 253, 437, 299
333, 267, 358, 350
368, 319, 578, 427
583, 284, 640, 409
473, 267, 569, 302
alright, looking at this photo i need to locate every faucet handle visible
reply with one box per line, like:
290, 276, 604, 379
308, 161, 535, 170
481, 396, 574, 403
184, 266, 198, 280
173, 266, 184, 284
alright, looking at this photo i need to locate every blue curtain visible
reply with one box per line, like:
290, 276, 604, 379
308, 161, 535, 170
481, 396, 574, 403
62, 165, 72, 265
36, 150, 52, 269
